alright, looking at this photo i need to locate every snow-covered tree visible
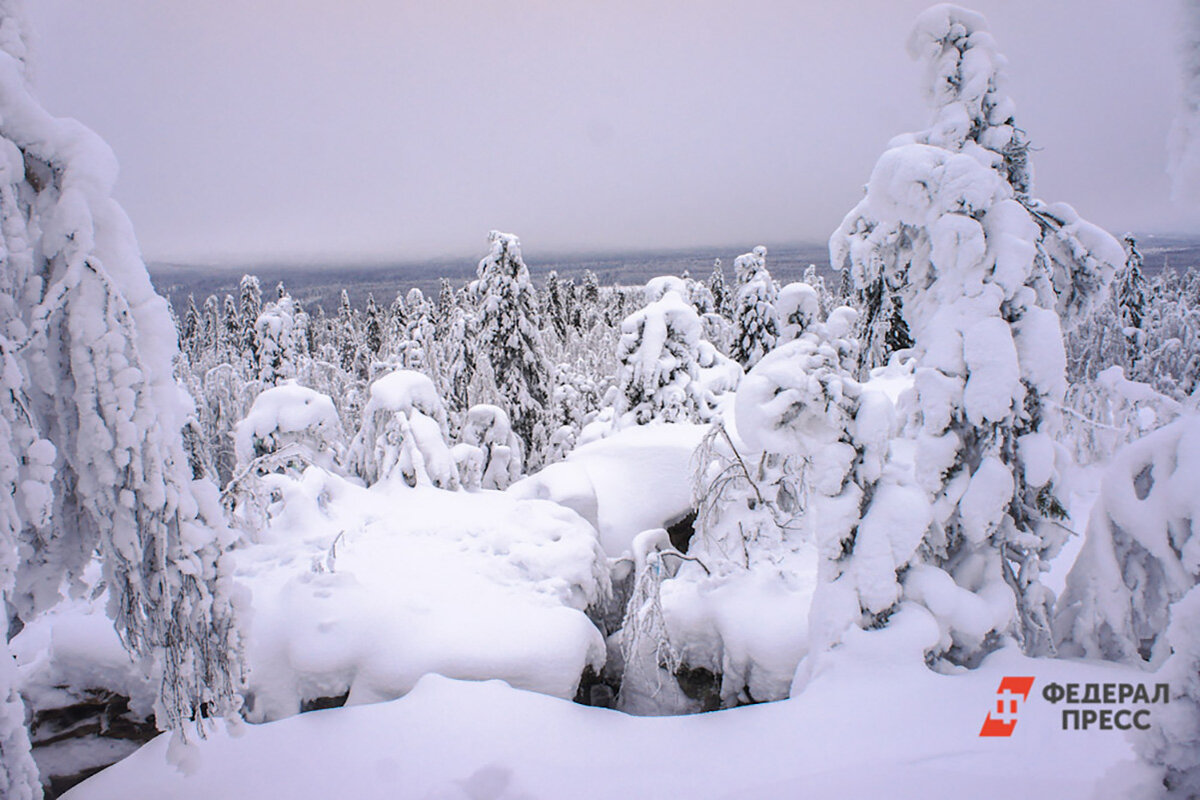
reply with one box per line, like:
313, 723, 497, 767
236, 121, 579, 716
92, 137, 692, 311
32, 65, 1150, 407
233, 383, 344, 474
0, 9, 242, 785
254, 292, 303, 386
222, 293, 241, 355
456, 404, 522, 490
613, 283, 714, 428
180, 294, 202, 362
1116, 235, 1149, 337
708, 258, 730, 317
1054, 415, 1200, 664
434, 277, 456, 340
399, 287, 437, 376
1137, 579, 1200, 798
0, 337, 42, 798
474, 231, 551, 468
346, 370, 459, 490
239, 274, 264, 369
363, 293, 383, 356
825, 4, 1125, 665
776, 282, 822, 345
543, 270, 569, 341
335, 289, 359, 374
730, 246, 779, 369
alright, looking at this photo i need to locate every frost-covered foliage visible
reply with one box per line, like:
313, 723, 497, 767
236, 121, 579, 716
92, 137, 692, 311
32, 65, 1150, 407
729, 246, 779, 369
1137, 582, 1200, 798
824, 4, 1124, 666
641, 308, 861, 711
456, 404, 522, 490
1061, 366, 1185, 465
1054, 415, 1200, 664
1133, 266, 1200, 400
254, 291, 307, 386
346, 370, 459, 489
475, 231, 552, 468
613, 284, 716, 428
0, 336, 40, 798
0, 2, 241, 776
233, 383, 343, 471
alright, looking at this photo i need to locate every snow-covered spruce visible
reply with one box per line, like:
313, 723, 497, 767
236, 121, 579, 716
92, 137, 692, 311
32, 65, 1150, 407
612, 282, 716, 428
825, 3, 1124, 666
0, 3, 243, 784
474, 231, 552, 469
0, 335, 40, 798
254, 291, 308, 386
729, 246, 779, 370
1136, 581, 1200, 798
233, 384, 344, 474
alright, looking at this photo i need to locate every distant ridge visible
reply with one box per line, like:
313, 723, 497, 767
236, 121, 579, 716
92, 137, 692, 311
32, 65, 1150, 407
149, 235, 1200, 315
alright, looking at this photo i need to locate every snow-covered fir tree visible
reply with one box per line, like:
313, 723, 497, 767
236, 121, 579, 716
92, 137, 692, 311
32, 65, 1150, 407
346, 370, 459, 489
1054, 415, 1200, 664
239, 274, 264, 370
474, 231, 552, 469
825, 4, 1125, 665
612, 281, 714, 428
254, 291, 305, 386
730, 246, 779, 369
0, 10, 243, 791
363, 293, 383, 357
708, 258, 729, 317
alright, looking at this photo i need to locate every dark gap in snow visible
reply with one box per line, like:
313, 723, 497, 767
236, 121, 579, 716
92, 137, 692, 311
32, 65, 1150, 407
300, 690, 350, 713
665, 509, 697, 554
1133, 464, 1155, 500
573, 665, 618, 709
28, 689, 158, 799
674, 665, 722, 712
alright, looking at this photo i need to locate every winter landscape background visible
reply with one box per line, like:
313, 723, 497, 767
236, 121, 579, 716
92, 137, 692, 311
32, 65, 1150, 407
1, 2, 1199, 800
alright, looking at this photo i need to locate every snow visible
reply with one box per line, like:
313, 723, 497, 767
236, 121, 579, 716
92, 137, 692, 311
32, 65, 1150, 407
509, 422, 707, 557
962, 316, 1021, 424
1055, 414, 1200, 664
233, 382, 342, 469
232, 467, 609, 720
65, 639, 1143, 800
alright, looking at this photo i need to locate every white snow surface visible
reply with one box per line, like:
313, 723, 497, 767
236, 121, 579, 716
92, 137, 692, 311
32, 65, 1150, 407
231, 466, 609, 721
66, 638, 1141, 800
509, 422, 707, 557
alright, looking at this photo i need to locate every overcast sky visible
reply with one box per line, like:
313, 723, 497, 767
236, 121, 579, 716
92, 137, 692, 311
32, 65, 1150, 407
24, 1, 1195, 265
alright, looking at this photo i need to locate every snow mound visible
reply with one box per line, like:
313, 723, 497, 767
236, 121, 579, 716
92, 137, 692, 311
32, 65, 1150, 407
509, 423, 707, 557
233, 466, 609, 721
67, 642, 1139, 800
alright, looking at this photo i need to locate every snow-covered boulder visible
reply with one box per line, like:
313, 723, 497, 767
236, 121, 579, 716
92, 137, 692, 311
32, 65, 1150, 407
235, 468, 610, 721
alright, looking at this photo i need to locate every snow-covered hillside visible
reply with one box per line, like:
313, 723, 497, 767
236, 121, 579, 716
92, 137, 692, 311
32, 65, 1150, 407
2, 2, 1198, 799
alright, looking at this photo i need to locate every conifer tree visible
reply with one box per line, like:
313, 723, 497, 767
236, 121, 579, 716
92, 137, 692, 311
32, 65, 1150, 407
823, 4, 1125, 664
475, 231, 552, 468
730, 246, 779, 369
0, 13, 243, 790
239, 274, 263, 369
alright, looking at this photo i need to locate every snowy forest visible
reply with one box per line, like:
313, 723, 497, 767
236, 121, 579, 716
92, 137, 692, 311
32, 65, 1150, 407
3, 2, 1200, 799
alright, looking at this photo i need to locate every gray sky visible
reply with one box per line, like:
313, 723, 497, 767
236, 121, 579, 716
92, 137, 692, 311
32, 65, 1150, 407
25, 1, 1195, 264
